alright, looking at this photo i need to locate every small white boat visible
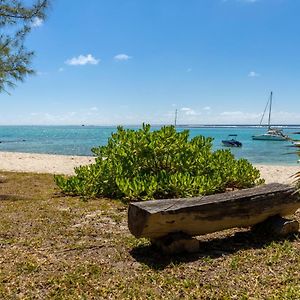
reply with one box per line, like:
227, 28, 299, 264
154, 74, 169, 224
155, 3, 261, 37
252, 92, 289, 141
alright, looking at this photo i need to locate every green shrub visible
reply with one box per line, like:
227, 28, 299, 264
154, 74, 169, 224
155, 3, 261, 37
55, 124, 264, 201
292, 142, 300, 192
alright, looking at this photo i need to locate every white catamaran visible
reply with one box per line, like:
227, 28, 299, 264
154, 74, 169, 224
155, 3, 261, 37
252, 92, 289, 141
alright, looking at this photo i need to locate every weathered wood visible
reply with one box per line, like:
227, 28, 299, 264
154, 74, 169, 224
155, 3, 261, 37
252, 215, 299, 237
128, 183, 300, 239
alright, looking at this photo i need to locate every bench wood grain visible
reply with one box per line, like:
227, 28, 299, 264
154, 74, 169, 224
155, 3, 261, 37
128, 183, 300, 239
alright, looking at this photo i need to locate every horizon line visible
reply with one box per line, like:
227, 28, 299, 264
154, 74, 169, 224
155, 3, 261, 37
0, 123, 300, 127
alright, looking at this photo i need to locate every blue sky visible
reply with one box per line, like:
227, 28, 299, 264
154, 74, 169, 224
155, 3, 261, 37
1, 0, 300, 125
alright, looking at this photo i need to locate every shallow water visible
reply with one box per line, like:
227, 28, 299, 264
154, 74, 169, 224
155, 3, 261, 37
0, 125, 299, 165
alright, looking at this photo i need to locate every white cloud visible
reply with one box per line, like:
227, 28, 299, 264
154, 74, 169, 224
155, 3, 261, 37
165, 108, 300, 125
218, 111, 261, 123
268, 111, 300, 124
220, 111, 246, 116
114, 54, 132, 61
32, 17, 43, 27
65, 54, 100, 66
203, 106, 211, 111
90, 107, 98, 111
248, 71, 260, 77
4, 106, 300, 126
214, 110, 300, 124
181, 107, 198, 116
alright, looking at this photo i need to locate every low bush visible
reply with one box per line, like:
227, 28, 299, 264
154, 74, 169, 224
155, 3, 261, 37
55, 124, 264, 201
292, 142, 300, 192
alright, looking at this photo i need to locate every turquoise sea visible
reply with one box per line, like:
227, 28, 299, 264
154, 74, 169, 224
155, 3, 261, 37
0, 125, 299, 165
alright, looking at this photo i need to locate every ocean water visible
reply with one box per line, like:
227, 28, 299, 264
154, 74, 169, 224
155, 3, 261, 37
0, 125, 299, 165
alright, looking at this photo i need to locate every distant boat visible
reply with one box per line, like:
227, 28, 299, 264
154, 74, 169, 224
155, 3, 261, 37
252, 92, 289, 141
293, 141, 300, 146
222, 134, 242, 147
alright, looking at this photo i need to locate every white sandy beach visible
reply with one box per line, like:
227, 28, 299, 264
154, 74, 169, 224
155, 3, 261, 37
0, 151, 298, 184
0, 152, 95, 176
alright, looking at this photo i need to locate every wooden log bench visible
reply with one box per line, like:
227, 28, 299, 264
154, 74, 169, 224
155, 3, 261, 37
128, 183, 300, 254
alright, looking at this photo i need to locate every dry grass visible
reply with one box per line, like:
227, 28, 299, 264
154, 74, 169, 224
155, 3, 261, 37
0, 171, 300, 299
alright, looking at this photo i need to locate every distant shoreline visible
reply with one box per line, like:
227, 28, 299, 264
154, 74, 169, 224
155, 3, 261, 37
177, 124, 300, 129
0, 124, 300, 128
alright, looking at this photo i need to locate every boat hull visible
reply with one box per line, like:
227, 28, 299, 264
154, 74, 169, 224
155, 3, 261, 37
252, 134, 286, 141
222, 140, 242, 147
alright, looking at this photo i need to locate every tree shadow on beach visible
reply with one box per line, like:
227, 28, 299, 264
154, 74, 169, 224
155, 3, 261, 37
129, 229, 299, 270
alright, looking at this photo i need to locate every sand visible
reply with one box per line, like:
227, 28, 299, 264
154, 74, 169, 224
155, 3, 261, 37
0, 152, 95, 175
255, 164, 299, 185
0, 151, 298, 184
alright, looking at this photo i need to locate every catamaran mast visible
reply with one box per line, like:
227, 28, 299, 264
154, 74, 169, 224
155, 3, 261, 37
174, 109, 178, 127
267, 91, 273, 129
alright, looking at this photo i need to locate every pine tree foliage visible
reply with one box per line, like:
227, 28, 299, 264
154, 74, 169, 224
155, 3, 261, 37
0, 0, 49, 92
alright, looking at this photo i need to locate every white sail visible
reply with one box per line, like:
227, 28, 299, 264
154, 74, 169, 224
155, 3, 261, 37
252, 92, 289, 141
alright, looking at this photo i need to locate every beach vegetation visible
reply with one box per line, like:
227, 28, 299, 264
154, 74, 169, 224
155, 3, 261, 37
55, 124, 263, 200
0, 0, 49, 93
292, 141, 300, 192
295, 173, 300, 192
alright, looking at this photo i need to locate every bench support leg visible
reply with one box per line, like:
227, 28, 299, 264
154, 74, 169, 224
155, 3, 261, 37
151, 232, 200, 254
252, 215, 299, 237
